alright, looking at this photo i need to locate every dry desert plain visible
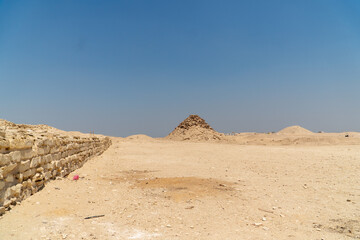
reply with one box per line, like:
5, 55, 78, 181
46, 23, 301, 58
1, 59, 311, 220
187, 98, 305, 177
0, 115, 360, 240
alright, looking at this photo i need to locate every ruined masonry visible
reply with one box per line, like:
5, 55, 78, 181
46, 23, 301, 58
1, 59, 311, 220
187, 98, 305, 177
0, 119, 111, 215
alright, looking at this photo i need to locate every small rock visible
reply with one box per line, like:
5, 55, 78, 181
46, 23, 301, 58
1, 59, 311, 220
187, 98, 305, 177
262, 217, 266, 221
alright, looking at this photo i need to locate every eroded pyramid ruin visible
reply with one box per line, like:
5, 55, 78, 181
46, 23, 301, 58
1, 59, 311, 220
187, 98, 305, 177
166, 115, 223, 141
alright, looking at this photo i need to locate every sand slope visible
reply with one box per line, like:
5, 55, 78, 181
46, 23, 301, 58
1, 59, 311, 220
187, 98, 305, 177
277, 125, 314, 135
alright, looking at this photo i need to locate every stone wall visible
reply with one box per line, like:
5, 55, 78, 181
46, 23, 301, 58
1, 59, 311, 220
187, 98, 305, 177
0, 120, 111, 215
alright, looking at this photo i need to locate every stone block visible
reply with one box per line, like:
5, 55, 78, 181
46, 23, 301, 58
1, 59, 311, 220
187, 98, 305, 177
22, 181, 28, 188
0, 154, 10, 167
9, 151, 21, 163
23, 168, 36, 179
0, 138, 10, 150
5, 174, 14, 182
44, 172, 52, 180
1, 163, 17, 176
0, 180, 5, 190
10, 184, 21, 197
46, 162, 54, 170
18, 160, 30, 173
9, 138, 33, 150
36, 147, 45, 155
3, 199, 11, 208
30, 157, 41, 168
43, 154, 53, 163
4, 188, 11, 199
16, 173, 24, 183
20, 149, 34, 160
53, 160, 61, 168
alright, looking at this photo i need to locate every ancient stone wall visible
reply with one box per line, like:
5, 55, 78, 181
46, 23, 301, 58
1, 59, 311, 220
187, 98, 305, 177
0, 120, 111, 214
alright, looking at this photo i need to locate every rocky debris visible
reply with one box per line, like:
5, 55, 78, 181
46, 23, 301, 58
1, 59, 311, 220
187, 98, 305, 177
166, 115, 224, 141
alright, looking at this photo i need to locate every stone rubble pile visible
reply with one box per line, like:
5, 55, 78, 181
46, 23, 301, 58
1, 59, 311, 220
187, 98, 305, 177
0, 119, 111, 214
166, 115, 224, 141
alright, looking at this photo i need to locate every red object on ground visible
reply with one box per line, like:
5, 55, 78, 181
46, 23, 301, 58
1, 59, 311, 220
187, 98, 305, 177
73, 175, 79, 180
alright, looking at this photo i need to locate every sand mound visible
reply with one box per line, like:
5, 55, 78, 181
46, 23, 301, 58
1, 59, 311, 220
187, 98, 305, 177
125, 134, 154, 141
166, 115, 223, 141
277, 125, 313, 135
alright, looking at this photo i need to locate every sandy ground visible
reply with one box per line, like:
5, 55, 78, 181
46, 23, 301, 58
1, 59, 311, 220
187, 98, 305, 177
0, 136, 360, 240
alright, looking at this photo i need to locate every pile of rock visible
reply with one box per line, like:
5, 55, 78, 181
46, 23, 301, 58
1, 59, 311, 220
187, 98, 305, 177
0, 119, 111, 214
166, 115, 223, 141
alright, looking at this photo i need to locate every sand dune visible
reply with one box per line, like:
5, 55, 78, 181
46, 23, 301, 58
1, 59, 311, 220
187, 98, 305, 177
125, 134, 154, 141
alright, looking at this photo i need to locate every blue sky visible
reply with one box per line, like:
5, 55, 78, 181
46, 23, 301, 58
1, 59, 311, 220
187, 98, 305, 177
1, 0, 360, 137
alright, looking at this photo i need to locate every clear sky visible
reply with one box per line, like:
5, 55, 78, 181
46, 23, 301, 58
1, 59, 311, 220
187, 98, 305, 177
1, 0, 360, 137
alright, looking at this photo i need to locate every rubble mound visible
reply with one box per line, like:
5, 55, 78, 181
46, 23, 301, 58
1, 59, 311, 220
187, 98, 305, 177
166, 115, 223, 141
277, 125, 313, 135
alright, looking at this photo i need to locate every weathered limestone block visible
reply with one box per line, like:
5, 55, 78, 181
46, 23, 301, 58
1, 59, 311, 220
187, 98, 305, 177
0, 154, 10, 167
50, 146, 60, 154
16, 173, 24, 183
4, 188, 11, 200
37, 146, 51, 155
43, 154, 53, 163
22, 179, 31, 188
44, 172, 52, 181
0, 138, 10, 152
53, 160, 61, 168
35, 147, 46, 156
18, 160, 31, 173
44, 139, 55, 147
1, 163, 17, 176
22, 149, 34, 160
5, 174, 14, 183
3, 199, 11, 208
9, 138, 33, 150
9, 151, 21, 163
61, 151, 67, 158
0, 180, 5, 190
23, 168, 36, 180
46, 162, 55, 170
30, 156, 41, 168
10, 184, 22, 197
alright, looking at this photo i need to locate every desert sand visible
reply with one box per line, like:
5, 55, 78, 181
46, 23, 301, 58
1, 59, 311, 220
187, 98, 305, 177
0, 115, 359, 239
